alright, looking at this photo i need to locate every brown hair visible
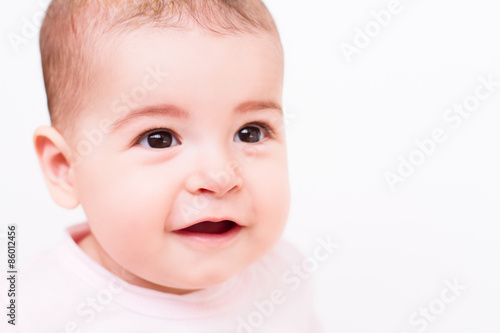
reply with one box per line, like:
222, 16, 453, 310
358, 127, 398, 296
40, 0, 281, 137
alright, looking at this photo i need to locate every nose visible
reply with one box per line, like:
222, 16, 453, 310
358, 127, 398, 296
185, 147, 243, 198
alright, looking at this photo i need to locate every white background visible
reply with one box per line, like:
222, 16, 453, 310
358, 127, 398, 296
1, 0, 500, 332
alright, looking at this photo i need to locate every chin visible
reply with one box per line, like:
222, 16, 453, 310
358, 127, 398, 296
179, 266, 242, 290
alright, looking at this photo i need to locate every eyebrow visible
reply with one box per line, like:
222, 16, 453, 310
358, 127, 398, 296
110, 100, 282, 132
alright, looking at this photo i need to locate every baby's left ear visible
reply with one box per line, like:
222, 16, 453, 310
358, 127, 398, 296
33, 126, 80, 209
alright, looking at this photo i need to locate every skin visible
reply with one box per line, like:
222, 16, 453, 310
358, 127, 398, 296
34, 26, 289, 295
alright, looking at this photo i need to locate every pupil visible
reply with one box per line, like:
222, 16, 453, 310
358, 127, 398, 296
148, 132, 172, 148
239, 127, 260, 143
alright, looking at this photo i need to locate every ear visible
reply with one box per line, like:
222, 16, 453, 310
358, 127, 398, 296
33, 126, 80, 209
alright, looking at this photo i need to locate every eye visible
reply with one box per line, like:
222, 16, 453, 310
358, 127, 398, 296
235, 125, 265, 143
234, 122, 274, 143
138, 130, 180, 149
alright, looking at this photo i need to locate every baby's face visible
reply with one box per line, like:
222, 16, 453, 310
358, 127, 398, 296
70, 27, 289, 293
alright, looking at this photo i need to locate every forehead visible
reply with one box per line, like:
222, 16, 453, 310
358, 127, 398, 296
83, 27, 284, 122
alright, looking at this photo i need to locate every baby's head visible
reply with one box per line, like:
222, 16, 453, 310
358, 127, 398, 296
34, 0, 289, 294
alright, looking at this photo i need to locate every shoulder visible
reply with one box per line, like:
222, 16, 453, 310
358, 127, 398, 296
237, 239, 326, 332
19, 245, 67, 290
17, 240, 96, 331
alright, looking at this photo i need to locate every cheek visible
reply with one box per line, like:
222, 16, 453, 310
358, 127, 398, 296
74, 159, 178, 244
252, 149, 290, 204
247, 152, 290, 240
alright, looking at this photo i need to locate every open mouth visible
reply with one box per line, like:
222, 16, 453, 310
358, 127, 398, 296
177, 220, 238, 235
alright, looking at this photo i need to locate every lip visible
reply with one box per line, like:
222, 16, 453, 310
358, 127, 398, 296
172, 217, 243, 250
175, 217, 241, 230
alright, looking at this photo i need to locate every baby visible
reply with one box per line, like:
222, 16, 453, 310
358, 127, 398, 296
18, 0, 323, 332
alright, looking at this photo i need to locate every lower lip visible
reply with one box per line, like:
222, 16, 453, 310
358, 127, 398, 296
172, 225, 243, 250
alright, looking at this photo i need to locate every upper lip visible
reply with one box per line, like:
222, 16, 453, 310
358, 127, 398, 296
174, 217, 241, 231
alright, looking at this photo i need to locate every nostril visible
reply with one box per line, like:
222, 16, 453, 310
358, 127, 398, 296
200, 173, 242, 196
185, 163, 243, 196
199, 188, 212, 194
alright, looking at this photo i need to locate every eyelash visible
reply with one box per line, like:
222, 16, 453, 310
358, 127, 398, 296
134, 127, 178, 146
133, 121, 275, 146
243, 121, 275, 139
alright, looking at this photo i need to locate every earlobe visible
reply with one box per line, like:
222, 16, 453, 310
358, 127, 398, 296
33, 126, 80, 209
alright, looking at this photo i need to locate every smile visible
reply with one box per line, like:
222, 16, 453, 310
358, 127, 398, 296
172, 219, 243, 249
178, 220, 238, 234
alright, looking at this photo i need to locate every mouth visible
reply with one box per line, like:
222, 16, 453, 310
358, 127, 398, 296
172, 219, 242, 248
177, 220, 238, 235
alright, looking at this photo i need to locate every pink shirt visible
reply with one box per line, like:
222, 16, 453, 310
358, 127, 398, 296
15, 222, 323, 332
